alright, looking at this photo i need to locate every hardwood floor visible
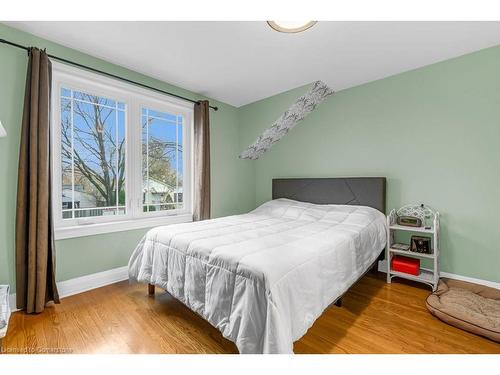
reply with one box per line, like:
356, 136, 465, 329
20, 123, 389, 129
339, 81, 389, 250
2, 273, 499, 354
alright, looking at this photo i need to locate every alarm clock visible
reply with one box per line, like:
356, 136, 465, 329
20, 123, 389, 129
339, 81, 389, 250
396, 216, 422, 227
396, 204, 436, 228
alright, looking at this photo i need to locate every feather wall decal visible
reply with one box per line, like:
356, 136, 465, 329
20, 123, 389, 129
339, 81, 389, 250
239, 81, 334, 160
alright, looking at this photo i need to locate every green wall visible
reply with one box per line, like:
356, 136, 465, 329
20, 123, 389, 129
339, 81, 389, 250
238, 45, 500, 283
1, 23, 499, 289
0, 24, 255, 288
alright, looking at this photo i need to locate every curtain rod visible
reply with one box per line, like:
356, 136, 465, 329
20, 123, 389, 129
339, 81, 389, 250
0, 38, 219, 111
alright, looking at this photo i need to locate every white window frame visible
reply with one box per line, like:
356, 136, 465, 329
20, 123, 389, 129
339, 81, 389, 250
51, 62, 194, 240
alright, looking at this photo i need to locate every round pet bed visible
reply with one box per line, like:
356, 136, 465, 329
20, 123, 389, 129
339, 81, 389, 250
426, 278, 500, 342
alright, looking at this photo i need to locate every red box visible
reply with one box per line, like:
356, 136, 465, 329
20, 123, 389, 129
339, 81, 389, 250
391, 255, 420, 276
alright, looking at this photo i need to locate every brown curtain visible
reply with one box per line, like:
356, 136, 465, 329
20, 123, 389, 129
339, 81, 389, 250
193, 100, 211, 221
16, 48, 59, 313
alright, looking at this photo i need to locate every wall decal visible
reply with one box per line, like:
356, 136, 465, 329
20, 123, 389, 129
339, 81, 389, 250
239, 81, 334, 160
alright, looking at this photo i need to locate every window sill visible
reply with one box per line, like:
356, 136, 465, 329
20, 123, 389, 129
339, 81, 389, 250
54, 213, 193, 240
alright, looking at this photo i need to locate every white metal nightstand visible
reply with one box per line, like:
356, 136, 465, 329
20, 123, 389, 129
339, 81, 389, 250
382, 208, 440, 291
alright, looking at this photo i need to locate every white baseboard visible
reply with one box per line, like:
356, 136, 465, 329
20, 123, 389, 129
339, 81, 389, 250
8, 265, 129, 312
8, 293, 16, 313
377, 260, 500, 290
439, 271, 500, 290
57, 266, 129, 298
8, 263, 499, 313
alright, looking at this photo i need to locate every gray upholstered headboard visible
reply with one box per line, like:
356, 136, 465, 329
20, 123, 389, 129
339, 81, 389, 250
272, 177, 386, 214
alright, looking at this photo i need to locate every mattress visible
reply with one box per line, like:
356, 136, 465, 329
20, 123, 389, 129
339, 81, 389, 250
128, 198, 387, 353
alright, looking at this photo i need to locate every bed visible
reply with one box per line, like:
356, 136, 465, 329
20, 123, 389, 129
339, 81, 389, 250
128, 177, 387, 353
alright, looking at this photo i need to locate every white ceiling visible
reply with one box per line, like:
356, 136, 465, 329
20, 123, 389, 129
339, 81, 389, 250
5, 21, 500, 107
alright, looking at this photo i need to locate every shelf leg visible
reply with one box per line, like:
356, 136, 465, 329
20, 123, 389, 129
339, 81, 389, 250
386, 217, 392, 284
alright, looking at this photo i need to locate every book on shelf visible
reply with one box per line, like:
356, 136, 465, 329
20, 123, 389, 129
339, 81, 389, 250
391, 243, 410, 251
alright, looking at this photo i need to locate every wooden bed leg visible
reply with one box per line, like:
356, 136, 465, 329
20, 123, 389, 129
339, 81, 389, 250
335, 298, 342, 308
148, 283, 155, 296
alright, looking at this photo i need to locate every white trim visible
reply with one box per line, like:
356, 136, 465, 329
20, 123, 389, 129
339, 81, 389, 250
55, 213, 193, 240
7, 265, 499, 315
134, 96, 193, 220
439, 271, 500, 290
52, 61, 195, 111
377, 261, 500, 290
8, 265, 130, 312
56, 266, 129, 298
50, 61, 194, 239
8, 293, 16, 314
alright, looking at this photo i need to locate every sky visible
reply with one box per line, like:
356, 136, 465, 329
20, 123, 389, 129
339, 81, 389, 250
61, 87, 184, 210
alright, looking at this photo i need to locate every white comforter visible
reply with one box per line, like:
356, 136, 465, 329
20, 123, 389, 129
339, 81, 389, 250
128, 199, 387, 353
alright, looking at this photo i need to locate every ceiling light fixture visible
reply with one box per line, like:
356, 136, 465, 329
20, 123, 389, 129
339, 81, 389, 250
267, 21, 317, 33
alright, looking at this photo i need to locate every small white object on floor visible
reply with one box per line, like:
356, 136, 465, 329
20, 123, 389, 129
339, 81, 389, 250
0, 284, 11, 339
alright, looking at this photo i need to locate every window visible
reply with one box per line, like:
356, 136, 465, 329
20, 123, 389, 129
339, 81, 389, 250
60, 89, 126, 219
52, 62, 193, 239
142, 108, 184, 213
